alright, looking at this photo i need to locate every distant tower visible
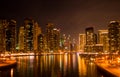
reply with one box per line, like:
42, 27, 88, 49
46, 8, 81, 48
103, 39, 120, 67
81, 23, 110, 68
85, 27, 97, 52
33, 22, 41, 52
46, 23, 60, 52
38, 34, 45, 52
70, 39, 77, 51
79, 34, 86, 51
5, 19, 16, 53
108, 21, 120, 52
53, 28, 60, 51
0, 19, 8, 53
24, 18, 34, 52
60, 34, 67, 51
86, 27, 94, 45
61, 34, 72, 51
18, 26, 24, 52
98, 30, 109, 52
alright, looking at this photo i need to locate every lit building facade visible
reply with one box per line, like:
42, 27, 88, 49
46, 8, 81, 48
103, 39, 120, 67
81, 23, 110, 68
98, 30, 109, 52
18, 26, 24, 52
19, 19, 41, 52
53, 28, 60, 51
59, 34, 65, 51
24, 18, 34, 52
33, 22, 41, 52
5, 20, 16, 53
60, 34, 72, 51
46, 23, 60, 52
0, 19, 7, 53
79, 34, 86, 51
85, 27, 97, 52
70, 39, 77, 51
38, 34, 45, 52
86, 27, 94, 45
108, 21, 120, 52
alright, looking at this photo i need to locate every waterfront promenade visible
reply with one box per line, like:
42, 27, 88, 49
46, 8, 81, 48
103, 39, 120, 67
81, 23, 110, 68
95, 59, 120, 77
0, 59, 17, 69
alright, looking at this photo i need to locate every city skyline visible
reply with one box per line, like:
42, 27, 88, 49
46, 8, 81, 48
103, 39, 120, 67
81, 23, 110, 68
0, 0, 120, 40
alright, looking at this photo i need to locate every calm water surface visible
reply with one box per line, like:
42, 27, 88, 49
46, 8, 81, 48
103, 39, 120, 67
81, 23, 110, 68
0, 54, 104, 77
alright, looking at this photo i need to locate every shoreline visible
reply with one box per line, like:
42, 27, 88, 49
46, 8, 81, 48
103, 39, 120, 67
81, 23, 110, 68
95, 61, 120, 77
0, 60, 17, 70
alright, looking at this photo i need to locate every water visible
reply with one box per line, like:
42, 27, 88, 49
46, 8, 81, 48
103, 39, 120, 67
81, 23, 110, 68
0, 54, 104, 77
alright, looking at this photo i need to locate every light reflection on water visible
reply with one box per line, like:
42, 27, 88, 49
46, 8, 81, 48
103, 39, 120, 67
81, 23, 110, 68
0, 54, 103, 77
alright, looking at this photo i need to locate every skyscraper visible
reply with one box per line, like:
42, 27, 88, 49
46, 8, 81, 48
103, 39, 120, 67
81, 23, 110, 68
0, 19, 7, 53
98, 30, 109, 52
33, 22, 41, 52
18, 18, 41, 53
79, 34, 86, 51
18, 26, 24, 52
38, 34, 45, 52
24, 18, 34, 52
59, 34, 66, 51
108, 21, 120, 52
5, 19, 16, 53
85, 27, 94, 45
60, 34, 72, 51
46, 23, 60, 52
85, 27, 97, 52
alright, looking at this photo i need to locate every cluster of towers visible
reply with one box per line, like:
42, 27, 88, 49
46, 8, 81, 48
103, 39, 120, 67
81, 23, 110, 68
79, 21, 120, 53
19, 18, 61, 53
0, 18, 77, 53
3, 18, 119, 54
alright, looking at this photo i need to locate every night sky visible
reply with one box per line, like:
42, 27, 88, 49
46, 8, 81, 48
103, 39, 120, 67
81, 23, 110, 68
0, 0, 120, 41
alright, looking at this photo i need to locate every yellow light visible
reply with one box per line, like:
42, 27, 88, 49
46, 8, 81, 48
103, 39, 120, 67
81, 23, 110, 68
11, 68, 13, 77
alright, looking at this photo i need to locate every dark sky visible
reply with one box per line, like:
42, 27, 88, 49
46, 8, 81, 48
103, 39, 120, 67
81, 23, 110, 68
0, 0, 120, 40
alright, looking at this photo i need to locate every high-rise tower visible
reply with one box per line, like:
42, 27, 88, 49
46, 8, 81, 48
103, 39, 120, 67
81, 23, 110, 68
18, 26, 24, 52
24, 18, 34, 52
5, 19, 16, 53
98, 30, 109, 52
108, 21, 120, 52
0, 19, 7, 53
85, 27, 97, 52
38, 34, 45, 52
79, 34, 86, 51
46, 23, 60, 52
33, 22, 41, 52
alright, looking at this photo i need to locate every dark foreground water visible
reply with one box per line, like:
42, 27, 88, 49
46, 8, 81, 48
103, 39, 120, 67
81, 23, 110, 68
0, 54, 104, 77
